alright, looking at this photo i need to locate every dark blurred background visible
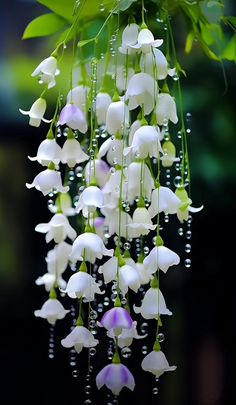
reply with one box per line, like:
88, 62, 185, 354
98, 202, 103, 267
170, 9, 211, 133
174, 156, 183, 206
0, 1, 236, 404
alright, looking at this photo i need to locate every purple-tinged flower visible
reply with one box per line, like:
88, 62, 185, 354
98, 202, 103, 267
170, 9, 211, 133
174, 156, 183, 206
96, 363, 135, 395
100, 307, 133, 335
58, 103, 88, 133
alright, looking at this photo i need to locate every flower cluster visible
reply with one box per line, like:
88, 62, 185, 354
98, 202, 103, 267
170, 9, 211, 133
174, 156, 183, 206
22, 3, 203, 399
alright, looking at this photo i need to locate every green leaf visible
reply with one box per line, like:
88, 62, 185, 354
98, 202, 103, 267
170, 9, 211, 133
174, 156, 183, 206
23, 13, 68, 39
199, 39, 220, 60
37, 0, 76, 22
222, 34, 236, 62
222, 16, 236, 31
201, 23, 223, 46
77, 38, 95, 48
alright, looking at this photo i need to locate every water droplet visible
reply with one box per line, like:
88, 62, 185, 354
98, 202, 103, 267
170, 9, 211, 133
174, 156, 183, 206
178, 227, 183, 236
153, 387, 159, 395
107, 350, 114, 360
155, 376, 159, 382
185, 258, 191, 268
124, 242, 131, 250
84, 385, 91, 395
121, 297, 127, 305
177, 130, 182, 139
104, 297, 110, 306
158, 333, 165, 343
141, 345, 148, 355
143, 246, 149, 255
186, 230, 192, 239
141, 322, 148, 334
173, 74, 179, 81
186, 128, 191, 134
173, 176, 182, 188
97, 303, 104, 312
121, 347, 132, 358
83, 400, 92, 405
90, 310, 98, 320
186, 112, 192, 122
68, 170, 75, 181
152, 236, 157, 245
164, 214, 169, 223
89, 347, 97, 356
99, 3, 105, 11
185, 244, 191, 253
72, 370, 79, 378
89, 319, 96, 328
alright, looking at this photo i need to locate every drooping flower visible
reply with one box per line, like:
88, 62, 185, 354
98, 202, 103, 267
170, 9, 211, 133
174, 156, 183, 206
124, 125, 162, 159
28, 138, 62, 166
119, 22, 139, 54
116, 66, 134, 92
126, 162, 155, 204
156, 93, 178, 125
19, 98, 51, 127
141, 350, 177, 377
108, 321, 147, 348
31, 56, 60, 89
119, 264, 141, 294
125, 73, 158, 115
98, 138, 128, 166
34, 298, 69, 324
134, 287, 172, 319
100, 307, 133, 335
70, 232, 114, 264
26, 166, 69, 196
58, 103, 88, 133
96, 92, 112, 125
67, 85, 89, 111
35, 213, 77, 243
64, 270, 103, 301
141, 48, 176, 80
61, 138, 89, 167
106, 100, 130, 136
61, 325, 98, 354
128, 207, 156, 237
84, 159, 110, 187
76, 186, 104, 217
143, 243, 180, 274
130, 27, 163, 54
96, 362, 135, 395
148, 186, 181, 218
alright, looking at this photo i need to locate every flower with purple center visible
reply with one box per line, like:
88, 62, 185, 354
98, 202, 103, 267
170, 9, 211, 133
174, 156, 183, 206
100, 307, 133, 335
96, 362, 135, 395
58, 103, 88, 133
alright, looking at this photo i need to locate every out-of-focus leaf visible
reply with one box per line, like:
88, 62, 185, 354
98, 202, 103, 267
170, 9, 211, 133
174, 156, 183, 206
113, 0, 137, 12
222, 16, 236, 31
23, 13, 68, 39
222, 34, 236, 62
199, 40, 220, 60
37, 0, 76, 21
201, 23, 223, 46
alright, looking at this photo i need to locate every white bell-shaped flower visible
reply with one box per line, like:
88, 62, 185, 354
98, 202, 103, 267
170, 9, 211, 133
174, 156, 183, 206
156, 93, 178, 125
34, 298, 69, 325
130, 27, 163, 54
141, 48, 176, 80
128, 119, 142, 145
64, 270, 103, 301
128, 206, 156, 237
28, 138, 62, 166
104, 208, 136, 239
102, 169, 127, 207
119, 264, 141, 294
67, 85, 89, 111
116, 66, 134, 92
46, 241, 71, 273
58, 103, 88, 133
119, 22, 139, 54
125, 73, 158, 115
61, 138, 89, 168
98, 256, 118, 284
96, 363, 135, 395
96, 92, 112, 125
161, 140, 179, 167
106, 100, 130, 135
36, 242, 71, 291
26, 166, 69, 196
31, 56, 60, 89
20, 98, 51, 127
61, 325, 98, 354
134, 287, 172, 319
76, 186, 104, 217
148, 186, 181, 218
136, 261, 152, 285
98, 138, 129, 166
70, 232, 114, 264
124, 125, 162, 159
143, 244, 180, 274
142, 350, 177, 377
126, 162, 154, 204
108, 321, 147, 348
84, 159, 110, 187
35, 213, 77, 243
